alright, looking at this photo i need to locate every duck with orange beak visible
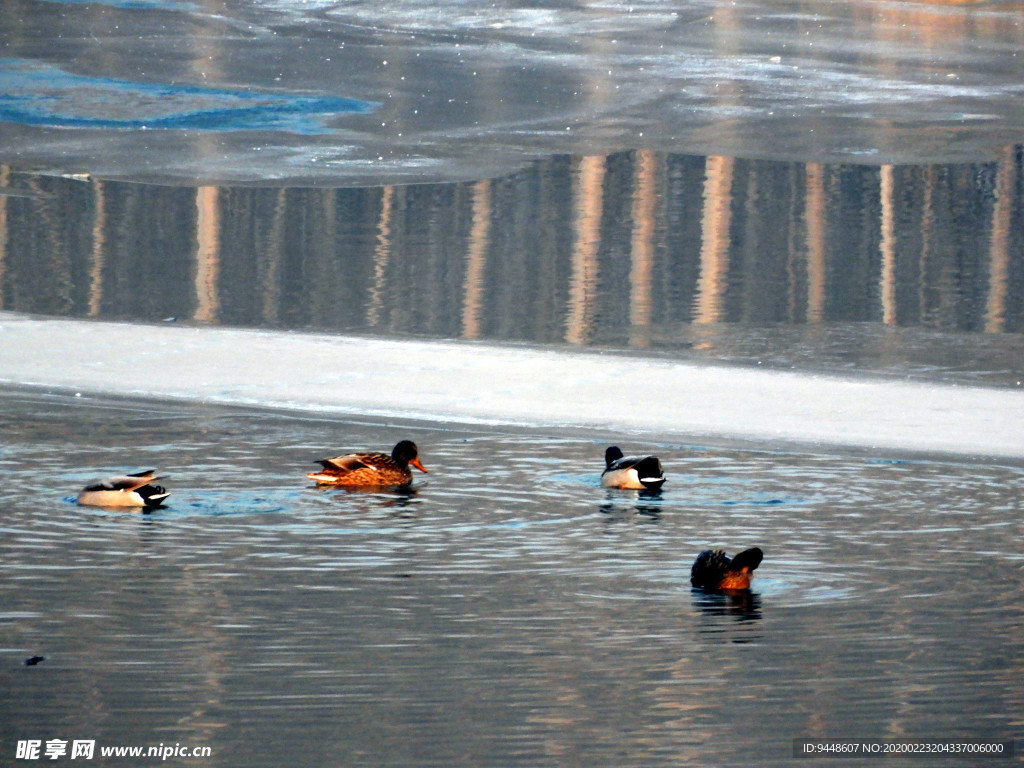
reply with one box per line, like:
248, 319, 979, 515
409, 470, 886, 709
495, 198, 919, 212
307, 440, 428, 488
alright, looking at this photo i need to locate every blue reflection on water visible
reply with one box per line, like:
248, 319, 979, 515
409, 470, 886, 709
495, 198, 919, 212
34, 0, 195, 9
0, 59, 377, 133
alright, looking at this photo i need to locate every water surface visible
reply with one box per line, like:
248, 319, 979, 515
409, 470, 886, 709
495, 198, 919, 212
1, 390, 1022, 766
2, 0, 1024, 763
1, 152, 1022, 386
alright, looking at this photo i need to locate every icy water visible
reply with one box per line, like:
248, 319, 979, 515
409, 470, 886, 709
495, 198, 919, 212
3, 0, 1024, 764
1, 154, 1023, 387
1, 390, 1023, 767
3, 0, 1024, 182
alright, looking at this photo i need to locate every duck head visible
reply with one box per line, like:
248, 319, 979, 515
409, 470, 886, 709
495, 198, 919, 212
393, 440, 428, 473
604, 446, 625, 468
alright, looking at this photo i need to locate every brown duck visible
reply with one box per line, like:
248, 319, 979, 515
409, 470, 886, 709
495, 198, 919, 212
690, 547, 763, 591
307, 440, 428, 487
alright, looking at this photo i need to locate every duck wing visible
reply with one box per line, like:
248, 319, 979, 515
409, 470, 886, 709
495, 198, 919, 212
316, 453, 381, 472
632, 456, 664, 480
607, 455, 663, 474
84, 471, 163, 493
727, 547, 763, 574
606, 455, 640, 472
603, 455, 665, 490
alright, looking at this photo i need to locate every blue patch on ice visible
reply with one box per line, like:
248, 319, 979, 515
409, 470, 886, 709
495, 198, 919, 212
34, 0, 195, 9
0, 59, 377, 133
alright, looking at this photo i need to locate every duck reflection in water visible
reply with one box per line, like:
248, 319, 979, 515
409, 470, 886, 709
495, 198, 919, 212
318, 484, 422, 517
598, 500, 662, 525
692, 589, 763, 632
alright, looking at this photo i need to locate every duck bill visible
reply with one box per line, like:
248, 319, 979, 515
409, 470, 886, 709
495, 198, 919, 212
411, 457, 429, 473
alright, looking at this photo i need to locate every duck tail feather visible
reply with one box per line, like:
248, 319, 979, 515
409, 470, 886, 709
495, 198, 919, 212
126, 469, 157, 477
728, 547, 763, 574
632, 456, 663, 478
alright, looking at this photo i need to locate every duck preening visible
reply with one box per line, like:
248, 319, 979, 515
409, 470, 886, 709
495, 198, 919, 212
307, 440, 428, 487
600, 446, 666, 491
77, 470, 170, 509
690, 547, 763, 591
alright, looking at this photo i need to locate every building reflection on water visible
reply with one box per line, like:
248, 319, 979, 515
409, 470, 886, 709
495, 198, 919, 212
0, 148, 1021, 351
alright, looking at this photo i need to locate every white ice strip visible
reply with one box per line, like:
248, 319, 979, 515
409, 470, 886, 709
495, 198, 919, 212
1, 312, 1021, 459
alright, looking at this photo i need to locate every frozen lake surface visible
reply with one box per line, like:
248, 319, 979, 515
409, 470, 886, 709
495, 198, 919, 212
2, 0, 1024, 184
1, 312, 1022, 460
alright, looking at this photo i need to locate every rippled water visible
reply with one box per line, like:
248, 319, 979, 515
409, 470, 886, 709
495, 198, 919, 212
2, 390, 1022, 766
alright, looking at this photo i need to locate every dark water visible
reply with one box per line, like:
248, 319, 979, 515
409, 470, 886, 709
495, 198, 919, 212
2, 153, 1023, 386
1, 390, 1022, 767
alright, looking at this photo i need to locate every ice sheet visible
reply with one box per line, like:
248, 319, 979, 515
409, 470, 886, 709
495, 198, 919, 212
1, 312, 1020, 460
2, 0, 1024, 184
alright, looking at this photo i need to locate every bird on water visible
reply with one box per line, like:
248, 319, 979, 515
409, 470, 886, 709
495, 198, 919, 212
307, 440, 428, 488
690, 547, 763, 591
77, 470, 170, 509
600, 446, 667, 491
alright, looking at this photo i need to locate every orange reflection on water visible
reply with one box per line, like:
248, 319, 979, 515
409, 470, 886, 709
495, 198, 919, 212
194, 185, 221, 324
629, 150, 659, 348
88, 181, 107, 318
566, 155, 606, 345
880, 165, 898, 327
805, 163, 828, 324
462, 179, 492, 340
986, 146, 1015, 333
1, 149, 1021, 353
694, 155, 735, 327
367, 186, 395, 328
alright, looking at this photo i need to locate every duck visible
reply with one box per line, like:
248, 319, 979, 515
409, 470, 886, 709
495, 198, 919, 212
600, 446, 666, 491
77, 470, 170, 509
307, 440, 428, 487
690, 547, 763, 591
